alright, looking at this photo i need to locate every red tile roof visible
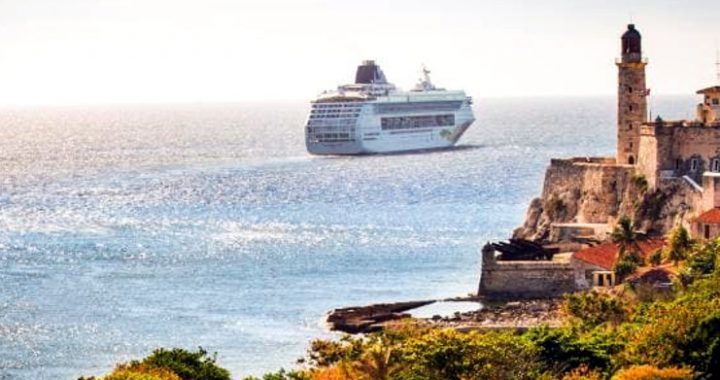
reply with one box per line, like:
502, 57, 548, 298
572, 239, 666, 271
694, 208, 720, 224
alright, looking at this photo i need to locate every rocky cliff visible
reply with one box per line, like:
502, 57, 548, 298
513, 157, 702, 243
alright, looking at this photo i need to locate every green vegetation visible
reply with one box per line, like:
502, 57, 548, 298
610, 217, 644, 280
79, 348, 230, 380
255, 237, 717, 380
87, 237, 720, 380
665, 226, 692, 265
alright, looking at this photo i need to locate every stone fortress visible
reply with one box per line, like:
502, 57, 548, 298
479, 24, 720, 298
514, 23, 720, 245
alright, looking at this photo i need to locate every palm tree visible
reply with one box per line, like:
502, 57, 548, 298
611, 216, 643, 263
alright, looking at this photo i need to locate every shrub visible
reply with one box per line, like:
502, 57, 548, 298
135, 347, 230, 380
562, 365, 603, 380
680, 313, 720, 377
242, 369, 310, 380
399, 329, 541, 380
524, 327, 612, 375
614, 255, 639, 281
563, 291, 627, 327
306, 336, 366, 368
104, 364, 181, 380
684, 239, 719, 277
665, 227, 692, 265
612, 365, 694, 380
649, 249, 662, 266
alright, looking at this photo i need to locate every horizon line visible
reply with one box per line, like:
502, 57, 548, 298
0, 93, 701, 109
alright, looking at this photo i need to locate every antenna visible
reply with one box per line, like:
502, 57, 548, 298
715, 42, 720, 85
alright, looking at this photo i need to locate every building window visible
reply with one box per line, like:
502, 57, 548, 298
628, 86, 633, 93
629, 105, 634, 112
691, 158, 699, 172
713, 159, 720, 172
676, 158, 683, 170
628, 155, 635, 165
705, 225, 711, 239
714, 98, 720, 105
629, 142, 633, 149
628, 123, 633, 130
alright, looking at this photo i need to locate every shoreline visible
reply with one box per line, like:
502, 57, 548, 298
327, 297, 564, 334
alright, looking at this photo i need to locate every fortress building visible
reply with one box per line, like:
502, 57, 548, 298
514, 23, 720, 244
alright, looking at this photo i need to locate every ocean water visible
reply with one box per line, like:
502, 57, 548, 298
0, 96, 696, 379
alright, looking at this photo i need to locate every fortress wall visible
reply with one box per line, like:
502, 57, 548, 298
478, 249, 576, 299
640, 124, 720, 186
670, 126, 720, 182
514, 159, 637, 242
671, 126, 720, 159
638, 126, 660, 187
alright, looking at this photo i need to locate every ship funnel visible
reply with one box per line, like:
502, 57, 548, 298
355, 60, 388, 84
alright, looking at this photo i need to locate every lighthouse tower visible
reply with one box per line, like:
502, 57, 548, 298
616, 24, 648, 166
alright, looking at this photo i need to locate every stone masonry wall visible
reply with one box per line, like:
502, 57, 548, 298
639, 123, 720, 186
478, 247, 576, 299
513, 158, 639, 242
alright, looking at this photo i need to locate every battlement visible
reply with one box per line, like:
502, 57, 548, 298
550, 157, 618, 167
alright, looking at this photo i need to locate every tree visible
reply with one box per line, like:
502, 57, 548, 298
611, 217, 643, 263
649, 249, 663, 267
612, 365, 694, 380
136, 347, 231, 380
350, 343, 397, 380
665, 226, 692, 266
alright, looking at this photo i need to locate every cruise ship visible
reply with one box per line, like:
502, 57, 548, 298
305, 60, 475, 155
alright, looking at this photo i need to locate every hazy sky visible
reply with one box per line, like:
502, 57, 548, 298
0, 0, 718, 105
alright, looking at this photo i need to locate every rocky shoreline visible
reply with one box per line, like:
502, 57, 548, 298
327, 298, 564, 334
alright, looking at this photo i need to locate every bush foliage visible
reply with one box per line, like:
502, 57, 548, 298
88, 238, 720, 380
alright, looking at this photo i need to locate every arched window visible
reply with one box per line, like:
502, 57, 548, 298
691, 158, 699, 172
628, 156, 635, 165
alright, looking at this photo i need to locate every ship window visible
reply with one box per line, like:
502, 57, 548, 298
380, 114, 455, 130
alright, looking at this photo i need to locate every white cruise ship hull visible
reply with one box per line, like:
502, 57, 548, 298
305, 95, 475, 155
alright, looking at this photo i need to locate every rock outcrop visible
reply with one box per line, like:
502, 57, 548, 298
513, 157, 703, 243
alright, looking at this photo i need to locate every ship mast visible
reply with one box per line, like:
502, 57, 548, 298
716, 44, 720, 85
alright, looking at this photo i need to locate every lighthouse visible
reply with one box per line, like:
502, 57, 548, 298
616, 24, 648, 166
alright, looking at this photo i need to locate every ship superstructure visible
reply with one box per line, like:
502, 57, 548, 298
305, 60, 475, 155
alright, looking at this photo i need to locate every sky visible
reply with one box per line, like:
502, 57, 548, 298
0, 0, 718, 105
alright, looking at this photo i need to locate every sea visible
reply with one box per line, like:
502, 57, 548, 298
0, 96, 696, 379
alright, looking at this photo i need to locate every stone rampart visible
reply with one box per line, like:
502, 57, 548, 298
478, 247, 576, 300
